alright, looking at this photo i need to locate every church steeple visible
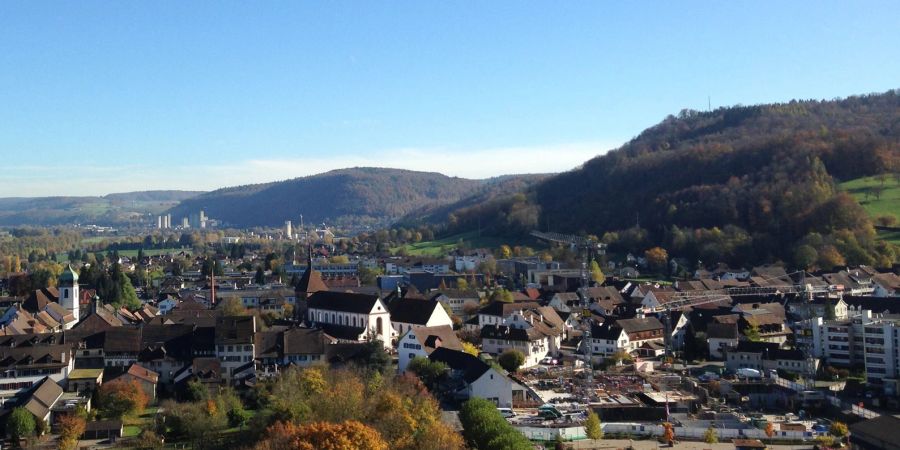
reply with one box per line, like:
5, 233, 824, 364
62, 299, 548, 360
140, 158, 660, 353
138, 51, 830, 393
58, 264, 80, 325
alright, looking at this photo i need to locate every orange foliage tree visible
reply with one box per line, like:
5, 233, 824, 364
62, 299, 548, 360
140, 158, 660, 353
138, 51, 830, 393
255, 420, 388, 450
98, 379, 148, 418
56, 414, 86, 450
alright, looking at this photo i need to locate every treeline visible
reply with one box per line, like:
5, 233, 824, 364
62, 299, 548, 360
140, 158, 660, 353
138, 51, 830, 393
425, 91, 900, 268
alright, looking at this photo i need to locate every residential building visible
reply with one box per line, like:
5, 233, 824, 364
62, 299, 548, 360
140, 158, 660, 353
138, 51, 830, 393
429, 347, 519, 408
215, 316, 257, 382
387, 297, 453, 336
397, 325, 463, 373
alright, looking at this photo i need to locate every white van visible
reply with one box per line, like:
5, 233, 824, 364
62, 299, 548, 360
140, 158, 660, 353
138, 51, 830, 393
497, 408, 516, 418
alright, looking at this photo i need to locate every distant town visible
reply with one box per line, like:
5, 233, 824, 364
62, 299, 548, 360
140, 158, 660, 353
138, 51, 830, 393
0, 212, 897, 450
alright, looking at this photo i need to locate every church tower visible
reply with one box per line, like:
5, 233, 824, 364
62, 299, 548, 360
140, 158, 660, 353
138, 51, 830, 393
58, 265, 80, 321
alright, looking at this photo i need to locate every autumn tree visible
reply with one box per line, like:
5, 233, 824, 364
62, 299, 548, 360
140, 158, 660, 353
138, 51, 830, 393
98, 379, 148, 418
584, 411, 602, 440
56, 414, 86, 450
255, 420, 388, 450
661, 422, 675, 445
818, 245, 846, 269
703, 426, 718, 444
644, 247, 669, 272
590, 260, 605, 285
221, 297, 249, 316
830, 421, 849, 441
461, 341, 479, 356
764, 422, 775, 438
497, 350, 526, 373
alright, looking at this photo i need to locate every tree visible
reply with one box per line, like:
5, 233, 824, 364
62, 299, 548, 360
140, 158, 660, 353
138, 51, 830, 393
644, 247, 668, 272
590, 260, 605, 285
743, 324, 761, 342
56, 414, 86, 450
499, 245, 512, 259
764, 422, 775, 438
792, 245, 818, 270
829, 421, 849, 440
459, 398, 531, 450
254, 266, 266, 285
497, 350, 525, 373
818, 245, 846, 269
7, 406, 35, 444
489, 288, 513, 303
255, 420, 389, 450
703, 426, 718, 444
221, 297, 249, 316
461, 342, 479, 356
661, 422, 675, 445
407, 357, 448, 390
584, 411, 603, 440
456, 278, 469, 290
98, 379, 148, 418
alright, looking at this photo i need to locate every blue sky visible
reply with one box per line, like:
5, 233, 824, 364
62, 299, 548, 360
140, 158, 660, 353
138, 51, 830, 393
1, 1, 898, 196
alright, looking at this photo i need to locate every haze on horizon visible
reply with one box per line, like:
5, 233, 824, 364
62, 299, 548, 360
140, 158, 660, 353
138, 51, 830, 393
1, 1, 899, 197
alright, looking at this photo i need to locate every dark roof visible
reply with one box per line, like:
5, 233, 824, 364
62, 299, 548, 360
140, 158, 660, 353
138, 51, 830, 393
844, 295, 900, 314
283, 328, 331, 355
590, 322, 623, 340
731, 341, 804, 361
481, 325, 531, 342
307, 291, 381, 314
429, 347, 492, 383
103, 327, 143, 353
850, 415, 900, 446
617, 317, 664, 334
215, 316, 256, 344
388, 298, 440, 325
707, 322, 738, 339
318, 323, 365, 341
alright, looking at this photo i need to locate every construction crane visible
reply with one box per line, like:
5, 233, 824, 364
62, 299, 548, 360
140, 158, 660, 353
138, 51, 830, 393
531, 230, 607, 381
641, 271, 841, 361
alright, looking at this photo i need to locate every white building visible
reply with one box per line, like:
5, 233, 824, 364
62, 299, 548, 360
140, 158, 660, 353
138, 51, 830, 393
809, 310, 900, 393
397, 325, 463, 373
429, 347, 521, 408
307, 291, 393, 348
388, 298, 453, 336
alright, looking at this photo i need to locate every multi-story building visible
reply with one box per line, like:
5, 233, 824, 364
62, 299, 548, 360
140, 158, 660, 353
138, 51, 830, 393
215, 316, 257, 382
809, 310, 900, 393
0, 334, 74, 408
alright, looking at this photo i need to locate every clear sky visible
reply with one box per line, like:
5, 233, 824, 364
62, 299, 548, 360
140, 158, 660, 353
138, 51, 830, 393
1, 1, 898, 196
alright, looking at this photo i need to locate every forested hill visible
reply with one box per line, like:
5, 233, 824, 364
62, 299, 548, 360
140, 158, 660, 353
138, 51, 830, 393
166, 168, 490, 229
442, 91, 900, 268
0, 191, 202, 226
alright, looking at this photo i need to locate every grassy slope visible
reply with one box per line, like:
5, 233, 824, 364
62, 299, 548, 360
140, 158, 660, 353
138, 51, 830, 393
841, 175, 900, 218
840, 175, 900, 244
391, 231, 526, 256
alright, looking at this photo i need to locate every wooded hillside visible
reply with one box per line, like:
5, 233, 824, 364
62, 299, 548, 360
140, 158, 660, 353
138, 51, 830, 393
435, 91, 900, 268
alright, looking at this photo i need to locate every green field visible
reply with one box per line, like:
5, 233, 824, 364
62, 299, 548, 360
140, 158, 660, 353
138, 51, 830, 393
841, 175, 900, 219
391, 232, 526, 256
